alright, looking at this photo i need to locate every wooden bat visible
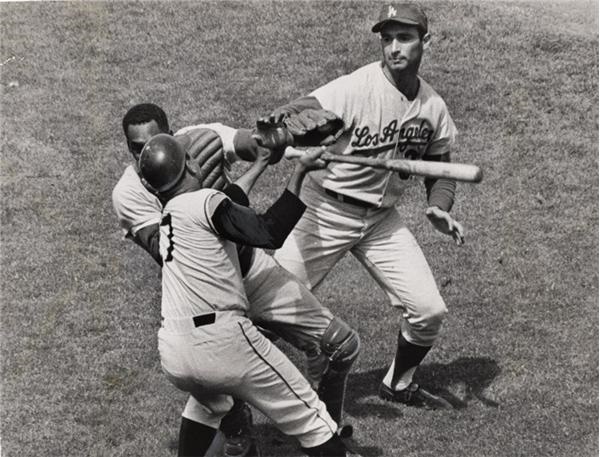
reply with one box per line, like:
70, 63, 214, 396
284, 147, 483, 183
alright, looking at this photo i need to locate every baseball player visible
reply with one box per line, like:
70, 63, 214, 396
112, 104, 360, 455
137, 133, 352, 457
113, 104, 267, 456
258, 2, 464, 408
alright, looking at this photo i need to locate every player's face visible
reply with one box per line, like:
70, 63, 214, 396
127, 120, 163, 162
380, 23, 425, 74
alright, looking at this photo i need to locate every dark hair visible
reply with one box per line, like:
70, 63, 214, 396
122, 103, 170, 138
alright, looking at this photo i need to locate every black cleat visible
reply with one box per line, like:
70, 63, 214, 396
220, 403, 261, 457
378, 382, 453, 409
223, 438, 261, 457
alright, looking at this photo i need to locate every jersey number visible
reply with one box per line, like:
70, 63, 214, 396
160, 213, 175, 263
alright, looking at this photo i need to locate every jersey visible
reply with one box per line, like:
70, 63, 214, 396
112, 165, 162, 237
309, 61, 458, 208
159, 189, 249, 319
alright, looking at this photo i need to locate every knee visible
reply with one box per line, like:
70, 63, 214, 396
403, 299, 448, 345
421, 300, 448, 328
320, 317, 361, 372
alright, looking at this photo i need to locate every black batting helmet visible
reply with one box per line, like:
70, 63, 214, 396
138, 133, 187, 193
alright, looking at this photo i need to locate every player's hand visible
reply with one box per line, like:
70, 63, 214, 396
245, 145, 272, 174
295, 146, 327, 172
255, 145, 272, 165
425, 206, 465, 246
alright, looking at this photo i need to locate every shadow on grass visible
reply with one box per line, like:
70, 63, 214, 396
346, 356, 501, 418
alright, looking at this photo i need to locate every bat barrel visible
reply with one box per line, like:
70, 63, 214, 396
396, 160, 483, 183
284, 147, 483, 183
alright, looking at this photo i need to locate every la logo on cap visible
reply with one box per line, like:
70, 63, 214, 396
388, 5, 397, 17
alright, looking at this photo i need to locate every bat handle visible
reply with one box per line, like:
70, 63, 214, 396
284, 146, 334, 161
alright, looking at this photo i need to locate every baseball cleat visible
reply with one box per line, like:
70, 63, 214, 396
220, 403, 261, 457
338, 424, 353, 439
378, 382, 453, 409
223, 439, 261, 457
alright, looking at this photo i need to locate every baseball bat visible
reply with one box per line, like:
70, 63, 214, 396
284, 147, 483, 183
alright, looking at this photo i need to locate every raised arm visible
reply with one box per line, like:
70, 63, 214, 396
210, 149, 325, 249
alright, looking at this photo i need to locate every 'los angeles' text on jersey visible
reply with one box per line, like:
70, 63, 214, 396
351, 118, 434, 157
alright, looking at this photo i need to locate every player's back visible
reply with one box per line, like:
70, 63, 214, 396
160, 189, 249, 319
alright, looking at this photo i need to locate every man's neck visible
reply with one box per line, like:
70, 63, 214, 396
160, 174, 202, 205
382, 65, 420, 100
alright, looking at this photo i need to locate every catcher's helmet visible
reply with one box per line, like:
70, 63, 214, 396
139, 134, 187, 193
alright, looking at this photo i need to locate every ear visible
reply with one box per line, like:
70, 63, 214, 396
422, 33, 431, 50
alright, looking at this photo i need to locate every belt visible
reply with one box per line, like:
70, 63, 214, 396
325, 189, 375, 209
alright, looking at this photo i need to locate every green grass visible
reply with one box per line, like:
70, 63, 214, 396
1, 1, 597, 456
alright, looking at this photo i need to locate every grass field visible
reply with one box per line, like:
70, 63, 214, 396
0, 1, 598, 456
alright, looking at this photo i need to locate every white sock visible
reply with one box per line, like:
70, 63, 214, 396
382, 360, 418, 391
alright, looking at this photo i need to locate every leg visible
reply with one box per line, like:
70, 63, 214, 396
178, 416, 218, 457
273, 177, 361, 291
317, 317, 361, 424
160, 318, 340, 451
179, 395, 237, 457
351, 208, 450, 408
182, 395, 257, 457
270, 179, 363, 402
229, 320, 339, 450
245, 251, 360, 423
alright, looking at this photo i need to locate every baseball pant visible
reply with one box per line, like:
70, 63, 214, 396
182, 249, 337, 422
159, 312, 337, 449
273, 177, 447, 347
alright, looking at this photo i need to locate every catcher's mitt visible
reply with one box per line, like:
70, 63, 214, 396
284, 109, 345, 147
178, 127, 228, 190
253, 109, 345, 163
253, 120, 294, 164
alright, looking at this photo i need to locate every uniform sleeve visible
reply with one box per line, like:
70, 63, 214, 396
311, 75, 355, 130
112, 180, 162, 236
209, 190, 306, 249
270, 95, 323, 116
222, 184, 249, 207
176, 123, 238, 163
425, 103, 458, 157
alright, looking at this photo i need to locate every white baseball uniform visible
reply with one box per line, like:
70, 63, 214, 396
157, 188, 337, 448
274, 61, 457, 347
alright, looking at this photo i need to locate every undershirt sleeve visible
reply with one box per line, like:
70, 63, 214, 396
210, 190, 306, 249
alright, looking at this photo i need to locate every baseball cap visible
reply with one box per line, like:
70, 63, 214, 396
371, 2, 428, 34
